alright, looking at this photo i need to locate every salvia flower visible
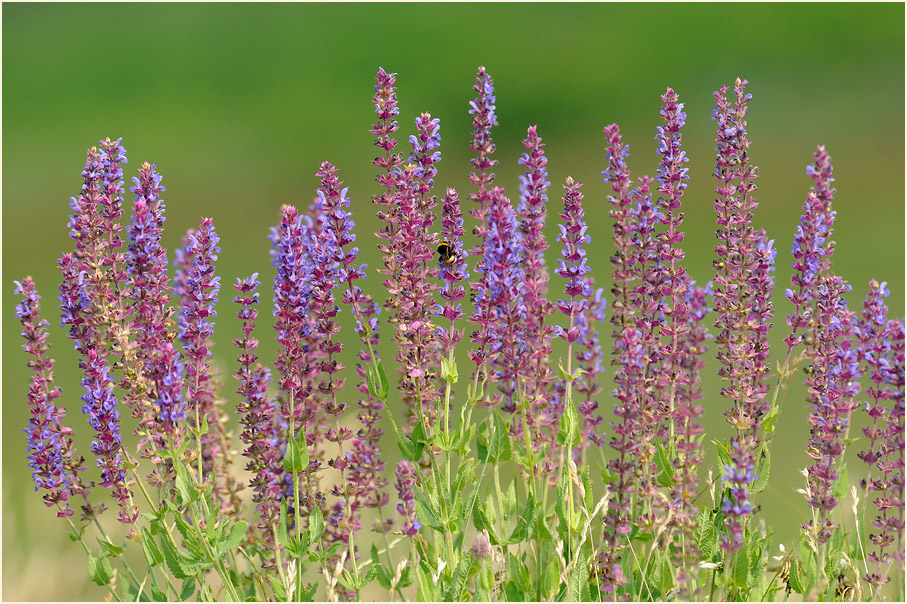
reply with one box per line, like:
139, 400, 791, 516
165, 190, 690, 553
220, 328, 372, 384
802, 275, 857, 544
391, 163, 440, 427
394, 460, 420, 537
785, 147, 837, 352
80, 345, 136, 524
517, 126, 554, 414
553, 176, 593, 472
574, 285, 606, 459
371, 67, 404, 319
126, 161, 171, 375
468, 66, 499, 258
478, 187, 527, 414
721, 436, 757, 553
554, 177, 590, 341
712, 79, 772, 435
234, 274, 281, 534
599, 125, 642, 591
436, 187, 469, 356
409, 113, 442, 213
856, 281, 904, 584
16, 277, 84, 517
270, 205, 313, 396
177, 218, 238, 510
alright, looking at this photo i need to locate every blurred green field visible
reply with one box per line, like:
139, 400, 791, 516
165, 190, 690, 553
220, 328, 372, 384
3, 3, 904, 600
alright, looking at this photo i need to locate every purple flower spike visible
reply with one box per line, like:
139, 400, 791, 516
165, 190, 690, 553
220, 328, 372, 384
394, 460, 421, 537
436, 187, 469, 356
785, 147, 838, 353
555, 177, 591, 337
599, 124, 641, 594
721, 436, 757, 553
271, 205, 313, 396
409, 113, 442, 212
468, 66, 499, 259
80, 345, 136, 525
518, 126, 555, 417
712, 79, 772, 435
801, 275, 859, 544
371, 67, 405, 315
474, 187, 526, 413
654, 88, 702, 578
574, 286, 606, 459
178, 218, 237, 510
16, 277, 85, 518
234, 274, 282, 538
391, 163, 439, 427
127, 162, 170, 374
856, 281, 905, 585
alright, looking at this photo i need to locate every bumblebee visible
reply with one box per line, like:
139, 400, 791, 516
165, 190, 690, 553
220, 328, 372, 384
437, 241, 458, 265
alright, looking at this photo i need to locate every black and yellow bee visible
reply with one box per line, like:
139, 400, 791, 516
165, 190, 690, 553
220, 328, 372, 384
437, 241, 458, 266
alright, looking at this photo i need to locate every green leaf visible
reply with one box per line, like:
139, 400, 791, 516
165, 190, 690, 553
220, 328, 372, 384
367, 360, 390, 400
414, 490, 443, 531
453, 457, 477, 495
160, 535, 189, 579
284, 435, 302, 473
308, 506, 324, 545
508, 495, 537, 545
97, 537, 124, 557
125, 582, 150, 602
277, 500, 294, 555
270, 575, 287, 601
695, 508, 715, 560
440, 356, 459, 384
555, 463, 569, 532
174, 472, 196, 505
472, 499, 501, 545
180, 578, 196, 601
503, 580, 523, 602
654, 441, 675, 488
88, 554, 115, 586
399, 563, 415, 588
788, 553, 804, 595
580, 465, 593, 513
444, 555, 474, 601
296, 429, 310, 468
658, 549, 674, 594
556, 398, 581, 447
760, 404, 780, 433
751, 445, 771, 494
568, 562, 586, 601
713, 438, 732, 467
833, 464, 850, 502
218, 520, 248, 557
733, 542, 750, 590
477, 412, 513, 463
504, 480, 517, 518
375, 562, 392, 590
139, 528, 164, 568
416, 562, 433, 602
387, 410, 423, 462
362, 563, 379, 587
150, 585, 168, 602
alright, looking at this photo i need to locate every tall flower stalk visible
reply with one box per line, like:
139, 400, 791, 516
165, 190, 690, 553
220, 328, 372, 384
711, 78, 771, 553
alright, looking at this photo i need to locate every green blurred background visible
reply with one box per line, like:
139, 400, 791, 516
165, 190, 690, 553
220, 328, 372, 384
3, 3, 903, 600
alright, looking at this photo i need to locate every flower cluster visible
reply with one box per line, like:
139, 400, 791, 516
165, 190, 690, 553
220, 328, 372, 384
16, 277, 84, 517
394, 460, 420, 537
14, 68, 906, 603
468, 66, 499, 257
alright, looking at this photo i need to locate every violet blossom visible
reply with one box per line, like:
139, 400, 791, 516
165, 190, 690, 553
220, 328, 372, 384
394, 460, 421, 537
16, 277, 85, 518
468, 66, 498, 259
